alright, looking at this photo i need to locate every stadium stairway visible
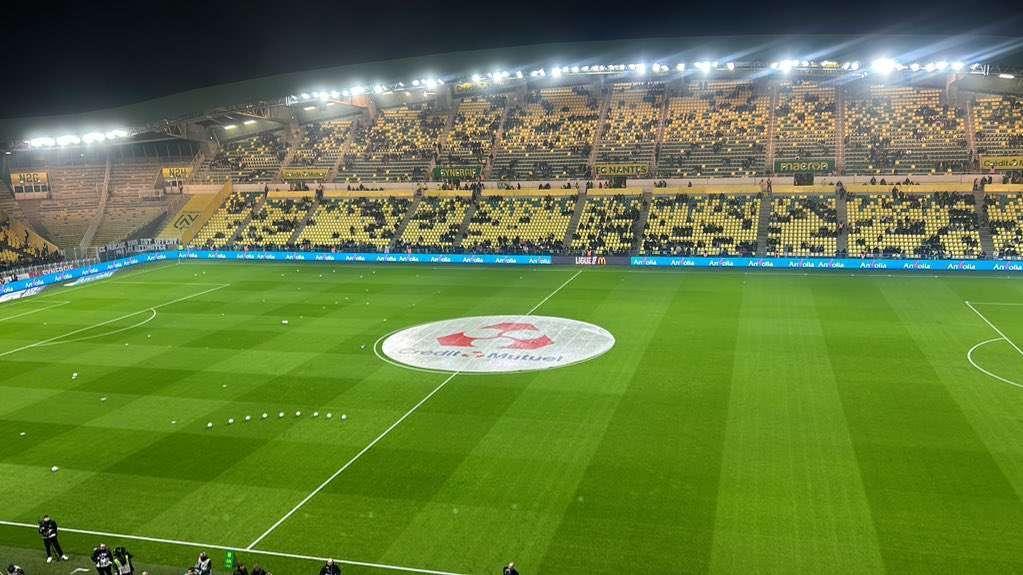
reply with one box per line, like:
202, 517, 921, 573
588, 92, 612, 170
79, 157, 112, 251
965, 98, 979, 165
755, 196, 773, 256
228, 194, 267, 246
630, 191, 653, 254
452, 196, 477, 249
836, 190, 849, 254
327, 123, 359, 182
835, 90, 846, 174
483, 100, 512, 181
765, 83, 779, 170
975, 189, 995, 256
562, 193, 589, 251
389, 193, 423, 251
287, 196, 321, 245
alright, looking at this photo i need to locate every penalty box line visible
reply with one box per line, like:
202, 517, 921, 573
0, 284, 230, 359
245, 269, 584, 550
0, 520, 467, 575
964, 301, 1023, 359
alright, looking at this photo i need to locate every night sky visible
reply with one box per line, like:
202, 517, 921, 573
3, 0, 1020, 119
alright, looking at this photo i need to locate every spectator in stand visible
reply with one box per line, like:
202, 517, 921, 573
319, 559, 341, 575
194, 552, 212, 575
38, 515, 69, 563
92, 544, 115, 575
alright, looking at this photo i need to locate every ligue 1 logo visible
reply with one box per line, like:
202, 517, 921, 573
379, 315, 615, 373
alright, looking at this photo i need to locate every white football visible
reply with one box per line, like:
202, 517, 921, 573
51, 466, 59, 473
341, 414, 348, 421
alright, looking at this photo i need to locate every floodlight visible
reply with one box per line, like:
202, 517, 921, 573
935, 61, 948, 71
82, 132, 105, 144
695, 61, 712, 74
411, 79, 420, 86
676, 63, 686, 72
951, 61, 964, 71
108, 129, 128, 139
871, 58, 897, 75
999, 73, 1016, 79
30, 137, 55, 148
726, 62, 735, 71
330, 90, 340, 98
373, 85, 385, 94
910, 63, 921, 71
223, 124, 237, 130
472, 73, 482, 83
350, 86, 365, 95
636, 63, 647, 75
56, 135, 79, 146
243, 120, 256, 125
551, 67, 562, 78
303, 106, 316, 111
300, 93, 311, 100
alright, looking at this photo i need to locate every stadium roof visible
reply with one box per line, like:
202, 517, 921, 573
3, 34, 1022, 143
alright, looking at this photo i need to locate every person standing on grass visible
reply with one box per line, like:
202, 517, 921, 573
38, 514, 69, 562
251, 564, 269, 575
194, 552, 212, 575
92, 543, 115, 575
6, 564, 25, 575
232, 563, 249, 575
319, 558, 341, 575
113, 546, 135, 575
502, 562, 519, 575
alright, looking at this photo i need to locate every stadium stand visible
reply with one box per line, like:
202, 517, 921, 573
656, 82, 768, 177
194, 132, 287, 183
774, 82, 837, 164
973, 94, 1023, 158
847, 190, 981, 258
986, 193, 1023, 258
570, 193, 643, 255
0, 210, 61, 275
190, 191, 263, 248
462, 193, 576, 253
290, 119, 354, 168
441, 96, 506, 166
844, 87, 970, 175
492, 87, 599, 180
641, 193, 761, 256
16, 164, 106, 252
238, 196, 313, 248
595, 83, 663, 166
336, 104, 444, 182
765, 195, 839, 256
396, 193, 471, 252
296, 195, 411, 251
91, 160, 174, 247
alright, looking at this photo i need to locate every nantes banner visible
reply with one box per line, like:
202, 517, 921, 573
433, 165, 481, 180
774, 159, 835, 173
281, 167, 329, 181
593, 163, 650, 177
980, 156, 1023, 171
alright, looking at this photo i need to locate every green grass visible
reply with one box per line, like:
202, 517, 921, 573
1, 261, 1023, 574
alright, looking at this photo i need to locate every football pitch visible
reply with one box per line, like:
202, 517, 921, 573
1, 261, 1022, 574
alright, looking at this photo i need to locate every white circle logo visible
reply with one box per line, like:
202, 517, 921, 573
379, 315, 615, 373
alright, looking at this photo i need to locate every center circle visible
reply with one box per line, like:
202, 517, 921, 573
379, 315, 615, 373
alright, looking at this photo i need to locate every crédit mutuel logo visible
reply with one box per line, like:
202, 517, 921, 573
380, 315, 615, 373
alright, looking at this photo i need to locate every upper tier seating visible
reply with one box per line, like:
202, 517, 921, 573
17, 164, 106, 251
595, 84, 663, 165
195, 132, 287, 183
847, 190, 981, 258
396, 196, 470, 252
571, 195, 642, 255
492, 87, 599, 180
296, 196, 410, 251
441, 96, 505, 166
462, 195, 576, 253
190, 192, 262, 248
290, 120, 354, 168
986, 193, 1023, 258
238, 197, 312, 248
336, 104, 444, 182
642, 194, 760, 256
656, 82, 768, 178
844, 87, 969, 175
774, 82, 837, 164
92, 161, 166, 247
765, 195, 839, 256
973, 95, 1023, 158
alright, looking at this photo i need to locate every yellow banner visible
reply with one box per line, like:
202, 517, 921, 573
10, 172, 48, 186
980, 156, 1023, 171
281, 167, 329, 181
162, 166, 193, 180
593, 163, 649, 177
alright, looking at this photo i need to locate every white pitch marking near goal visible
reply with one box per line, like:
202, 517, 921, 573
0, 300, 70, 322
0, 520, 466, 575
965, 301, 1023, 358
0, 284, 229, 359
245, 269, 584, 550
964, 301, 1023, 390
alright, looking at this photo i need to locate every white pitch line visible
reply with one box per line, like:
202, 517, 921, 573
0, 520, 466, 575
964, 300, 1023, 358
0, 300, 70, 322
246, 269, 584, 550
0, 284, 229, 359
966, 338, 1023, 389
967, 301, 1023, 306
